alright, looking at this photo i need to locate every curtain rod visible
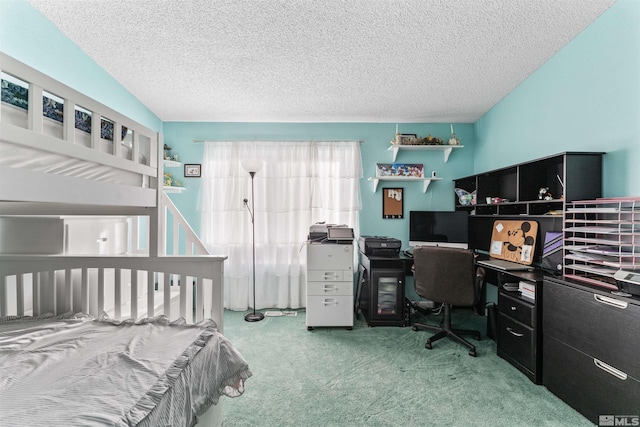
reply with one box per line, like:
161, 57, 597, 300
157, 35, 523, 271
192, 139, 364, 143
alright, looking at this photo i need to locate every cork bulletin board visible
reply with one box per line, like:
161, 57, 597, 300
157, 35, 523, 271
489, 220, 539, 265
382, 188, 403, 219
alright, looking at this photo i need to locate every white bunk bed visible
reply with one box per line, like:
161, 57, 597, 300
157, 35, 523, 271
0, 53, 248, 426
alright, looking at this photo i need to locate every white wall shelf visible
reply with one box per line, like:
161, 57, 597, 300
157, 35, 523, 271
163, 186, 186, 193
387, 144, 464, 162
367, 176, 442, 193
163, 159, 182, 168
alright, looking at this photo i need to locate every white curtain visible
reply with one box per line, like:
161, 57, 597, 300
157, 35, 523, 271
199, 141, 362, 311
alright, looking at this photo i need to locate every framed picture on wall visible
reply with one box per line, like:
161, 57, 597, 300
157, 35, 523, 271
382, 187, 404, 219
184, 164, 201, 177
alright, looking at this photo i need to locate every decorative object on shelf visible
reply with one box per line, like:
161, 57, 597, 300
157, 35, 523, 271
376, 163, 424, 178
391, 124, 418, 145
393, 123, 401, 145
184, 163, 201, 177
416, 135, 444, 145
382, 187, 404, 219
241, 159, 265, 322
390, 125, 444, 146
391, 134, 418, 145
163, 143, 172, 160
455, 188, 476, 206
492, 197, 509, 204
163, 172, 173, 186
448, 124, 460, 145
538, 187, 553, 200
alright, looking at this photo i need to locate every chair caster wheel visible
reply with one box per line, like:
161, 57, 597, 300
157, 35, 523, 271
412, 325, 418, 331
425, 342, 433, 349
469, 349, 477, 357
473, 333, 481, 341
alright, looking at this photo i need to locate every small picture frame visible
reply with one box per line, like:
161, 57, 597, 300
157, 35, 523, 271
398, 134, 417, 145
184, 164, 201, 177
382, 187, 404, 219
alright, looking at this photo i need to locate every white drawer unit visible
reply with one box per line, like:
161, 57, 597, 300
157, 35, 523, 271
306, 243, 354, 331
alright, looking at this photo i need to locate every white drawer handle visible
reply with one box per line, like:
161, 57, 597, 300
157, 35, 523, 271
510, 306, 517, 311
594, 358, 627, 380
323, 285, 338, 292
323, 299, 338, 306
506, 327, 524, 337
594, 294, 628, 309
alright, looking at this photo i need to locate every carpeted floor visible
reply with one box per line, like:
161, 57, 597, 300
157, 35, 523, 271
221, 308, 593, 426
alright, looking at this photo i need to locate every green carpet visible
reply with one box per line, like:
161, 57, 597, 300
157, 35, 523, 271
221, 309, 593, 426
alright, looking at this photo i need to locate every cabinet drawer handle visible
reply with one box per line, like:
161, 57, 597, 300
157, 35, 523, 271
594, 294, 628, 309
323, 299, 338, 306
506, 327, 524, 337
510, 306, 517, 311
323, 285, 338, 292
594, 358, 627, 380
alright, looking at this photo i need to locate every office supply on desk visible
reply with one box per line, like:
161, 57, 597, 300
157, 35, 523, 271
412, 246, 483, 357
358, 236, 401, 257
476, 220, 538, 272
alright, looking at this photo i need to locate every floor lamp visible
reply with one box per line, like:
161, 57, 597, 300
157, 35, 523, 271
242, 159, 264, 322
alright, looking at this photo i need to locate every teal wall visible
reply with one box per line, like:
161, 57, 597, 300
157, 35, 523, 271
2, 0, 638, 244
474, 0, 639, 198
163, 122, 475, 250
0, 0, 163, 132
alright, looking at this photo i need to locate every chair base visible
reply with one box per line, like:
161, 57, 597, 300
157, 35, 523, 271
412, 305, 480, 357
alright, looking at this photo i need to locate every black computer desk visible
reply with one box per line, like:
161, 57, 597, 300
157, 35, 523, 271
476, 254, 546, 384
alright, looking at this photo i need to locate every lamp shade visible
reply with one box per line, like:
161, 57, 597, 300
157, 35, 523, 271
241, 159, 264, 174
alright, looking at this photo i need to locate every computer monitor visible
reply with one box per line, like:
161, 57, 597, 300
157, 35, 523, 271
409, 211, 469, 249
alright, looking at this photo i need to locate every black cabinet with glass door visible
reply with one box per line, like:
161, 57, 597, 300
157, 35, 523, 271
357, 255, 407, 327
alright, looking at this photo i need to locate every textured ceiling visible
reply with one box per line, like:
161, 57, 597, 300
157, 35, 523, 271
28, 0, 616, 123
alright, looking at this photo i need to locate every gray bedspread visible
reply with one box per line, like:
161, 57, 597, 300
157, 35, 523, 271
0, 312, 252, 426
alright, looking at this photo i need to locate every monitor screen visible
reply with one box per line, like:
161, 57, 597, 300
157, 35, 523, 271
409, 211, 469, 248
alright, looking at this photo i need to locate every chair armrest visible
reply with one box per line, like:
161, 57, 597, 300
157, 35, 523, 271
474, 267, 486, 304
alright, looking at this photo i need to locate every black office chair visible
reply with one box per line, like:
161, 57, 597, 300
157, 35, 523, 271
411, 246, 484, 357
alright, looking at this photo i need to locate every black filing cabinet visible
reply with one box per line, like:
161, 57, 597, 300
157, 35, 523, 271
543, 277, 640, 425
495, 271, 543, 384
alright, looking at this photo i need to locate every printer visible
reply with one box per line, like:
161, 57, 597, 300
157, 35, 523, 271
358, 236, 401, 257
308, 222, 354, 243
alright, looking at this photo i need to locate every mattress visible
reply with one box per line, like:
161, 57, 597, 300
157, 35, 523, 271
0, 312, 252, 426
